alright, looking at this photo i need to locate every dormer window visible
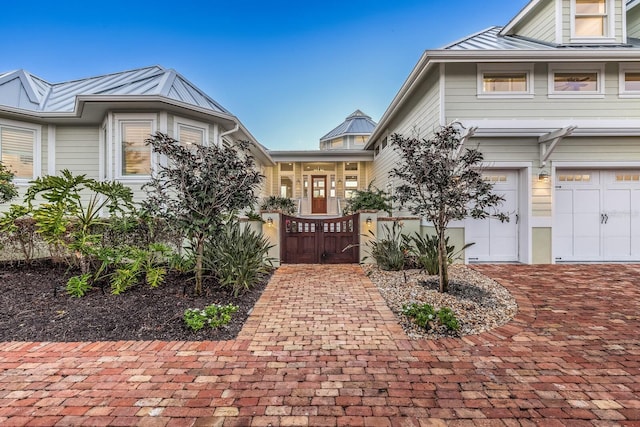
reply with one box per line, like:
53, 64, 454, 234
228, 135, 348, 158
572, 0, 613, 40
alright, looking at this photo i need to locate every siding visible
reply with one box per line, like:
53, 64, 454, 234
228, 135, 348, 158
628, 5, 640, 38
41, 125, 49, 176
54, 126, 100, 179
512, 0, 557, 43
446, 63, 638, 121
372, 68, 441, 188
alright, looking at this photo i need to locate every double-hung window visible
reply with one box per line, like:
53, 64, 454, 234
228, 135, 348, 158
0, 121, 39, 182
549, 64, 605, 98
572, 0, 613, 41
115, 114, 156, 179
477, 64, 534, 98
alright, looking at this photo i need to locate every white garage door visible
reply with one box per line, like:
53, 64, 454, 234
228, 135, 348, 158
465, 170, 520, 262
555, 170, 640, 262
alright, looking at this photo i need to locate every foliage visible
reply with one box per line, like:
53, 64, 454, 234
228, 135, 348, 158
183, 303, 238, 331
403, 232, 474, 275
23, 170, 135, 269
390, 124, 507, 293
260, 195, 296, 215
0, 162, 18, 204
143, 132, 263, 295
364, 221, 407, 271
0, 207, 40, 263
95, 243, 171, 295
66, 273, 92, 298
402, 303, 460, 332
204, 220, 273, 297
343, 182, 392, 216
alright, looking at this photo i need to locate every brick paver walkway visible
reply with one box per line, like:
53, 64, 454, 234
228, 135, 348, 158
0, 264, 639, 426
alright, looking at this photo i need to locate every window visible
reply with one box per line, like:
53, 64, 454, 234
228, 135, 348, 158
330, 138, 344, 149
345, 162, 358, 172
619, 65, 640, 97
121, 122, 152, 176
174, 118, 208, 148
477, 64, 534, 98
574, 0, 608, 38
549, 65, 604, 97
344, 175, 359, 199
280, 176, 293, 198
116, 114, 156, 179
354, 135, 368, 145
558, 174, 591, 182
0, 126, 35, 180
280, 163, 294, 172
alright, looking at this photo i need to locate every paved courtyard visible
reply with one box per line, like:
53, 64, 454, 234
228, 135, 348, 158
0, 264, 639, 426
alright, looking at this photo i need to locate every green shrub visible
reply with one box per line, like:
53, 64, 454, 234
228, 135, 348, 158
343, 182, 392, 216
184, 304, 238, 331
260, 196, 296, 215
0, 161, 18, 204
204, 220, 273, 296
365, 221, 407, 271
66, 273, 93, 297
403, 302, 461, 332
404, 232, 474, 275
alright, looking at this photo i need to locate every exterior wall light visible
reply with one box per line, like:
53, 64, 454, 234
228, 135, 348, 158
538, 170, 550, 182
267, 217, 274, 227
366, 217, 372, 227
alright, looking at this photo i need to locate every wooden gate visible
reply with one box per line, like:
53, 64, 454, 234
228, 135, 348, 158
281, 213, 360, 264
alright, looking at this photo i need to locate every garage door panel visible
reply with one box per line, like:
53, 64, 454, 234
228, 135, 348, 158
603, 189, 631, 259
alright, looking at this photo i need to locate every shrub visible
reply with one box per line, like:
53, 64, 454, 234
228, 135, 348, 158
260, 196, 296, 215
404, 233, 474, 275
402, 303, 460, 332
343, 182, 391, 216
66, 273, 92, 297
365, 220, 407, 271
0, 208, 40, 263
0, 161, 18, 204
204, 220, 273, 296
184, 304, 238, 331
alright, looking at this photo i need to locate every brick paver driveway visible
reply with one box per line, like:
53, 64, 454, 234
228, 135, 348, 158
0, 264, 639, 426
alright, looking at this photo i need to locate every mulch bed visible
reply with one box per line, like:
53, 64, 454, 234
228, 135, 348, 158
0, 260, 269, 342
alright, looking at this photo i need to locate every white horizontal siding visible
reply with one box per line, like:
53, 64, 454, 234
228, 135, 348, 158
55, 126, 100, 179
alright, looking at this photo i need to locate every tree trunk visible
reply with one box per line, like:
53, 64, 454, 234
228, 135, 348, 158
438, 227, 448, 293
195, 238, 204, 295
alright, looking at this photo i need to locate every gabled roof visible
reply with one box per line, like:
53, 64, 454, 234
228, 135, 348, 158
445, 26, 556, 50
320, 110, 377, 142
0, 65, 229, 114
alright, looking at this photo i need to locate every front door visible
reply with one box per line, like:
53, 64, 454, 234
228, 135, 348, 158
312, 175, 327, 214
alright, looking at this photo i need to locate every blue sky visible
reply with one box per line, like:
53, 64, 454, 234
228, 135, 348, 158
1, 0, 528, 150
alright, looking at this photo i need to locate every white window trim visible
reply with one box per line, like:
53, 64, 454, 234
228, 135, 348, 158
477, 63, 535, 99
570, 0, 616, 43
619, 63, 640, 98
173, 116, 210, 146
548, 63, 605, 98
114, 113, 157, 182
0, 118, 42, 185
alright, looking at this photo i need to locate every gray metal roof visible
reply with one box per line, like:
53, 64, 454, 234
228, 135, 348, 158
445, 26, 640, 50
320, 110, 377, 142
0, 65, 229, 114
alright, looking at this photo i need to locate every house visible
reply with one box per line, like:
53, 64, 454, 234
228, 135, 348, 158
0, 65, 274, 205
264, 110, 375, 216
367, 0, 640, 264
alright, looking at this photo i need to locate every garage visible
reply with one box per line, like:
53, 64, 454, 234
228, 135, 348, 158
465, 170, 521, 262
555, 170, 640, 262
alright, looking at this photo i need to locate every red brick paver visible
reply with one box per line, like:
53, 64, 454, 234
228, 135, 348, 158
0, 263, 639, 426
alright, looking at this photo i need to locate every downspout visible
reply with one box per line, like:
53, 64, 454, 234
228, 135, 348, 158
218, 122, 239, 145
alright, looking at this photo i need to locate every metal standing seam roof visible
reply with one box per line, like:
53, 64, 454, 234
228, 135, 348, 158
0, 65, 230, 114
319, 110, 377, 142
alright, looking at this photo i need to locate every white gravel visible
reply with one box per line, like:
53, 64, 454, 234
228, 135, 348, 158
364, 264, 518, 340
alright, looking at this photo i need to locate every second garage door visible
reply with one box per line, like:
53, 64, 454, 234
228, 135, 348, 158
555, 170, 640, 262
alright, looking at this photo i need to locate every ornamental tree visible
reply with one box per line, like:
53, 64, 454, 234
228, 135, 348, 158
389, 124, 507, 293
143, 132, 263, 295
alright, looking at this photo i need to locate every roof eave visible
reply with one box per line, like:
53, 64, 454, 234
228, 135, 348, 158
269, 150, 374, 163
